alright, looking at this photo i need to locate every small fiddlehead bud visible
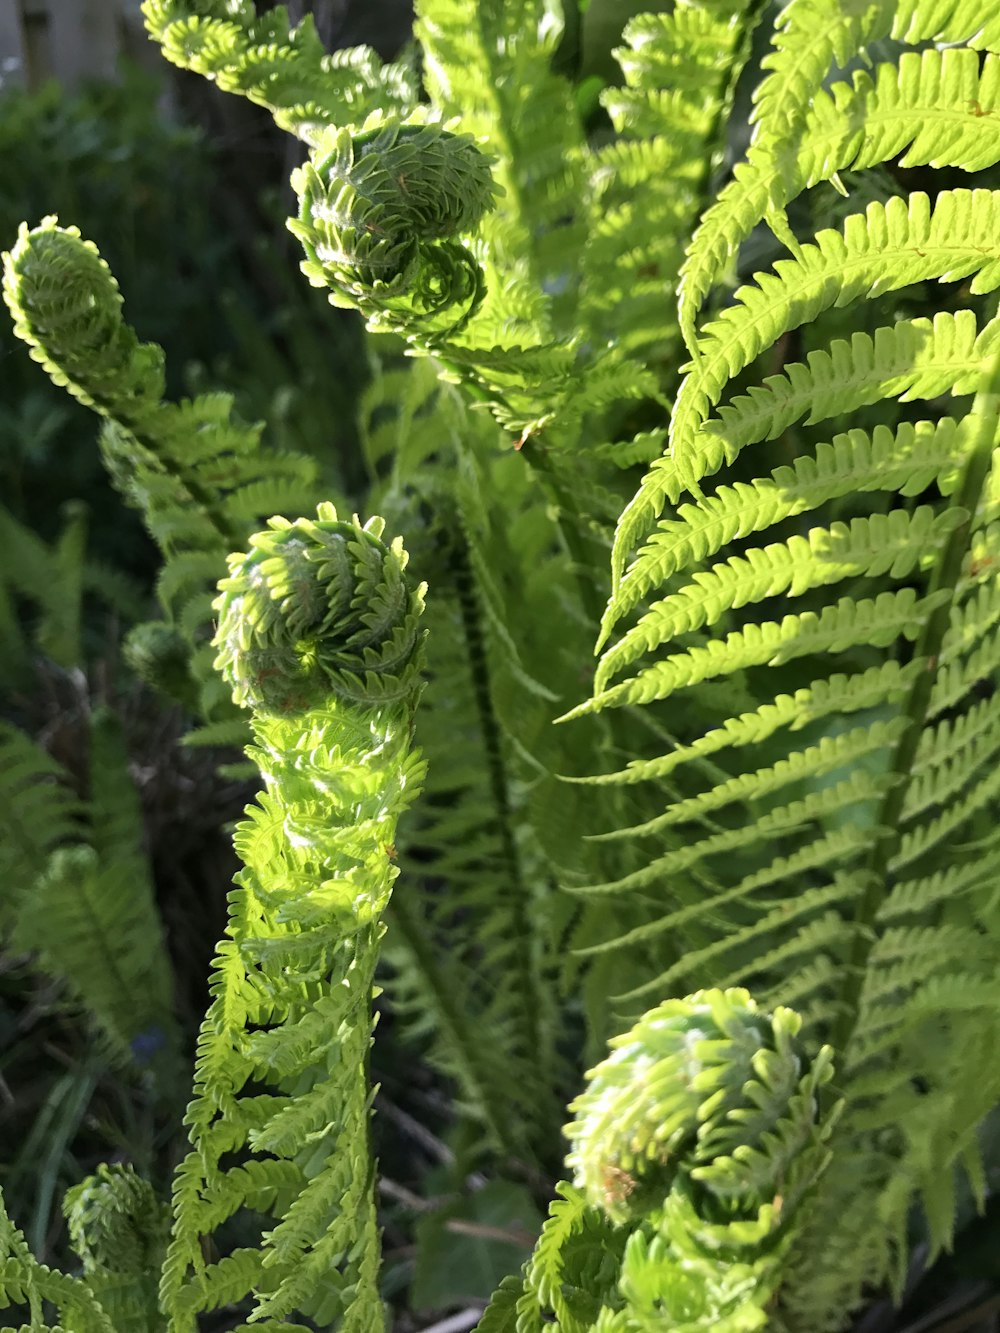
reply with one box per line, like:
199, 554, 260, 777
213, 503, 425, 714
63, 1164, 168, 1331
3, 219, 165, 420
124, 621, 200, 712
289, 119, 501, 334
566, 988, 836, 1227
506, 990, 840, 1331
63, 1165, 169, 1278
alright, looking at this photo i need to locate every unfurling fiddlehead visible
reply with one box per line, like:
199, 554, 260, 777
290, 118, 501, 338
2, 217, 318, 724
63, 1165, 169, 1333
502, 989, 838, 1332
161, 504, 426, 1332
3, 219, 167, 423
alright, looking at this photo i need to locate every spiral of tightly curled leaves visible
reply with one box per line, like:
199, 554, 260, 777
289, 119, 501, 332
63, 1164, 169, 1278
213, 502, 426, 715
565, 988, 837, 1231
2, 218, 165, 419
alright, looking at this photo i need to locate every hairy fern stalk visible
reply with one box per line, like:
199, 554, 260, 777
3, 0, 1000, 1329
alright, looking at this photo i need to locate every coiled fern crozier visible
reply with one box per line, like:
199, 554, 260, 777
160, 505, 426, 1331
291, 118, 502, 336
482, 989, 837, 1332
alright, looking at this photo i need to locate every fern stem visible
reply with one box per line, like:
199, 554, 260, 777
831, 356, 1000, 1054
387, 893, 520, 1158
451, 531, 553, 1113
521, 440, 605, 630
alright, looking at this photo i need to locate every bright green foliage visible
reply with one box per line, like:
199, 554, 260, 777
2, 218, 319, 726
6, 0, 1000, 1329
63, 1164, 170, 1332
288, 0, 662, 434
160, 505, 426, 1330
292, 120, 502, 336
579, 0, 1000, 1325
495, 990, 837, 1332
581, 1, 758, 379
565, 990, 835, 1223
143, 0, 417, 142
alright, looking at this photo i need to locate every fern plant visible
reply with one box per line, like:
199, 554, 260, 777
158, 504, 426, 1331
481, 987, 838, 1332
4, 0, 1000, 1329
0, 703, 179, 1080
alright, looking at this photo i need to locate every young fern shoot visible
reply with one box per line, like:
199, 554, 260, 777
161, 505, 426, 1331
483, 988, 838, 1332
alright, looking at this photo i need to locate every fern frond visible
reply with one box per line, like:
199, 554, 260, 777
500, 991, 838, 1332
62, 1164, 168, 1332
682, 20, 1000, 347
415, 0, 584, 324
610, 311, 988, 591
583, 8, 1000, 1320
0, 723, 81, 928
0, 1186, 115, 1332
603, 418, 964, 641
161, 506, 425, 1331
12, 710, 177, 1068
3, 219, 319, 719
600, 506, 961, 692
580, 2, 756, 378
142, 0, 417, 142
576, 587, 942, 718
668, 190, 1000, 490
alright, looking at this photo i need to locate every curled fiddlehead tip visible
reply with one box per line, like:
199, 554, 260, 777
565, 988, 837, 1227
2, 217, 164, 416
213, 502, 426, 715
63, 1163, 169, 1277
289, 117, 501, 331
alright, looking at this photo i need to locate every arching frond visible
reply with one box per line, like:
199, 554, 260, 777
584, 4, 1000, 1322
142, 0, 417, 142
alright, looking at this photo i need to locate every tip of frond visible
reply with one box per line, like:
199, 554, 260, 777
554, 696, 602, 724
594, 611, 616, 656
